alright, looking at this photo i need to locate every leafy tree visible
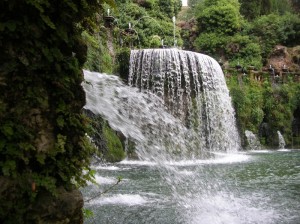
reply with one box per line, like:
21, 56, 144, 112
227, 76, 264, 135
240, 0, 293, 20
193, 0, 262, 67
103, 0, 182, 50
226, 34, 262, 68
196, 0, 242, 35
194, 32, 228, 56
157, 0, 182, 18
249, 13, 300, 59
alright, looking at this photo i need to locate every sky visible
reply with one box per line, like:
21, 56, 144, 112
182, 0, 188, 7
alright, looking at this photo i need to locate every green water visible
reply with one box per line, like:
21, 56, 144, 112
83, 150, 300, 224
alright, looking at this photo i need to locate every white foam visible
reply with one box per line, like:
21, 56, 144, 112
185, 193, 278, 224
210, 153, 250, 164
119, 154, 250, 167
119, 160, 157, 166
87, 175, 117, 185
167, 154, 250, 166
93, 165, 120, 171
89, 194, 148, 206
249, 150, 271, 153
277, 149, 290, 152
178, 170, 194, 176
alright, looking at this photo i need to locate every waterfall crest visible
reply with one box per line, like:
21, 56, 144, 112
83, 70, 193, 161
83, 49, 242, 223
129, 49, 240, 152
83, 49, 240, 161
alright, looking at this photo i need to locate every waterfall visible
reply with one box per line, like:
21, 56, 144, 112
82, 49, 244, 223
83, 49, 240, 160
245, 130, 261, 150
277, 131, 286, 149
129, 49, 240, 152
83, 70, 195, 161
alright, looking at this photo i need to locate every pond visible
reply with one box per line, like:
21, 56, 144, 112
83, 149, 300, 224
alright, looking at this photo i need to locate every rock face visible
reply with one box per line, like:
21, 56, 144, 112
0, 177, 83, 224
27, 187, 84, 224
267, 45, 300, 73
83, 109, 126, 162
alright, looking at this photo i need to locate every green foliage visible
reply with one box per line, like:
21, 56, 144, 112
83, 208, 94, 219
83, 31, 113, 73
103, 123, 126, 162
157, 0, 182, 18
240, 0, 294, 20
149, 35, 162, 48
278, 13, 300, 46
249, 13, 298, 58
113, 0, 183, 48
194, 33, 228, 56
226, 34, 263, 69
83, 110, 127, 162
192, 0, 300, 69
83, 0, 184, 76
115, 47, 131, 80
135, 0, 156, 9
227, 74, 300, 148
0, 0, 114, 221
194, 0, 246, 60
228, 77, 264, 133
196, 0, 242, 35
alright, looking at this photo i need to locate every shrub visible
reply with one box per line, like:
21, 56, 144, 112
197, 3, 242, 35
226, 34, 262, 69
194, 32, 228, 56
249, 13, 300, 58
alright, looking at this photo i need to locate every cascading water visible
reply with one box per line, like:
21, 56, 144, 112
82, 80, 241, 222
277, 131, 286, 149
83, 70, 194, 162
129, 49, 240, 152
245, 130, 261, 150
83, 49, 242, 222
82, 49, 293, 224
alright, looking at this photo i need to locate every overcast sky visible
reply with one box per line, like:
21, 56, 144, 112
182, 0, 188, 7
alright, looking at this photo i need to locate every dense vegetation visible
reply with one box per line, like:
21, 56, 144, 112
82, 0, 184, 159
82, 0, 300, 150
189, 0, 300, 67
178, 0, 300, 148
0, 0, 114, 222
227, 73, 300, 148
83, 0, 182, 73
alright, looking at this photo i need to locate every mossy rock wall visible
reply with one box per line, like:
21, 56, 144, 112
84, 109, 126, 162
0, 0, 110, 222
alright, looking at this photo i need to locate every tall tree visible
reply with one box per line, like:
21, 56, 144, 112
240, 0, 293, 20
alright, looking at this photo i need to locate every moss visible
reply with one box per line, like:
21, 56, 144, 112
0, 0, 114, 221
115, 47, 131, 81
227, 74, 300, 148
103, 124, 126, 162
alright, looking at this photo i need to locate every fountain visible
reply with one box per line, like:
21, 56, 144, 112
277, 130, 286, 149
245, 130, 261, 150
104, 8, 115, 28
160, 39, 165, 48
81, 48, 300, 224
172, 16, 176, 47
83, 49, 242, 222
129, 49, 240, 152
